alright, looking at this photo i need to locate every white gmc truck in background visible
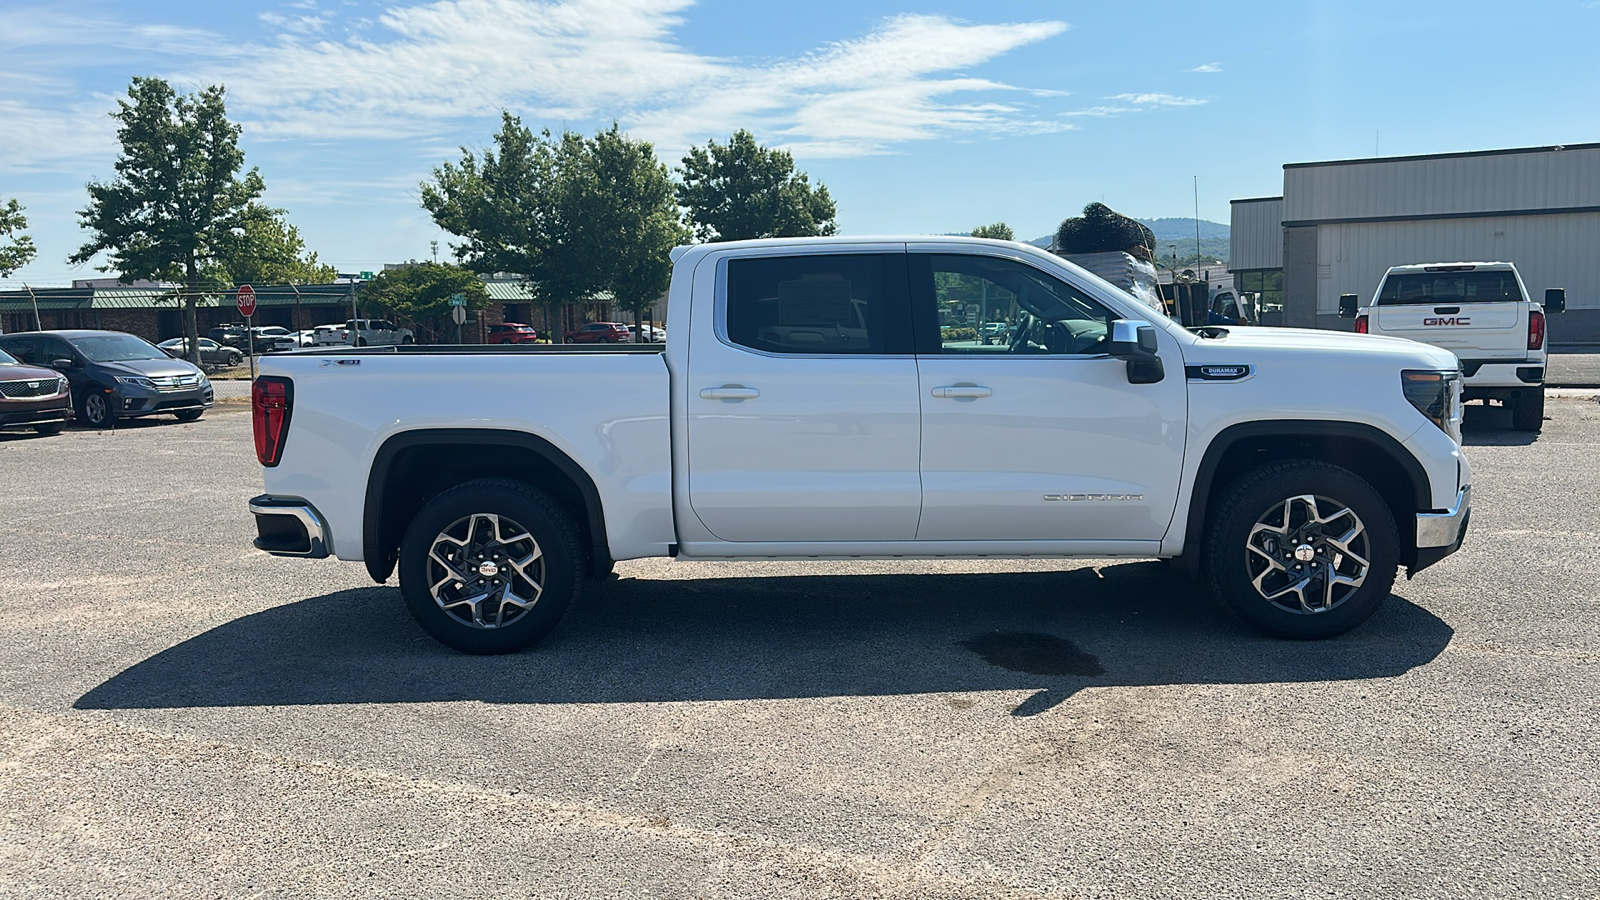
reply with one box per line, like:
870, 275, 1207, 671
249, 237, 1472, 654
1342, 261, 1565, 433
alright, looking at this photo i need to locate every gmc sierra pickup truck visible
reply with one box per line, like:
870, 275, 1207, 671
250, 237, 1472, 653
1341, 261, 1564, 433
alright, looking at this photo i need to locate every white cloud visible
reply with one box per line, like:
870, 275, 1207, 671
1188, 62, 1223, 74
1108, 93, 1207, 107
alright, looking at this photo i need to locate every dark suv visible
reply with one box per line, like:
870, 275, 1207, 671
0, 347, 72, 435
0, 330, 213, 428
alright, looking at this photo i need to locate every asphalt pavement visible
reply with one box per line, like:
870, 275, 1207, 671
0, 402, 1596, 898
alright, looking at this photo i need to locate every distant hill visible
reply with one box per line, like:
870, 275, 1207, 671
1138, 217, 1229, 242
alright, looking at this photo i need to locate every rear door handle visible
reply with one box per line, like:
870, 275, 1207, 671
700, 385, 761, 401
931, 384, 993, 399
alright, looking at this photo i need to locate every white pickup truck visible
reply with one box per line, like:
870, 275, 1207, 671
249, 237, 1472, 653
1341, 261, 1565, 433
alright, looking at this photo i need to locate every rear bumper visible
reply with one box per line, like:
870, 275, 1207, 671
249, 495, 331, 558
1461, 359, 1544, 388
1413, 486, 1471, 573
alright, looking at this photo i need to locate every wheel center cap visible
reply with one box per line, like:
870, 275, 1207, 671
477, 561, 501, 577
1294, 543, 1316, 563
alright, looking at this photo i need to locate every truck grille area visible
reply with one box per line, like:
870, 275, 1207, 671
0, 377, 64, 399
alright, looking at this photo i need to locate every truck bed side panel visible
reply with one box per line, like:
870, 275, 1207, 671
258, 351, 673, 561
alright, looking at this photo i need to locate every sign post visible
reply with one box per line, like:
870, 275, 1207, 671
237, 285, 258, 380
451, 296, 467, 344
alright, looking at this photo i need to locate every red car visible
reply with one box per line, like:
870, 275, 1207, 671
565, 322, 630, 343
487, 323, 541, 344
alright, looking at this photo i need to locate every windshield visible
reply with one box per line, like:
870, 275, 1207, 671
0, 349, 18, 365
1377, 270, 1524, 305
73, 334, 168, 362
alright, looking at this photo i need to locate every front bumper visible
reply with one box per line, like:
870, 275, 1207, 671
249, 495, 332, 558
118, 384, 215, 415
0, 397, 73, 426
1413, 486, 1471, 573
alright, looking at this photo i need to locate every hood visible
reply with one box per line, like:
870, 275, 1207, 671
100, 357, 206, 378
0, 361, 67, 383
1184, 326, 1460, 370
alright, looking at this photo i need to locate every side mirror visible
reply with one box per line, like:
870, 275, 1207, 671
1107, 319, 1164, 384
1545, 288, 1566, 314
1338, 294, 1360, 318
50, 358, 75, 370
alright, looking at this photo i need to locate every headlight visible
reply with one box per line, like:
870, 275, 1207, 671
114, 375, 155, 389
1402, 369, 1463, 438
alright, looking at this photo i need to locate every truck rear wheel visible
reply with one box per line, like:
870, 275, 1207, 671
1511, 386, 1545, 433
1205, 460, 1398, 639
398, 478, 583, 654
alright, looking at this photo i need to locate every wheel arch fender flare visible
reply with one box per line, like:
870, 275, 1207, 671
363, 428, 611, 585
1177, 420, 1432, 566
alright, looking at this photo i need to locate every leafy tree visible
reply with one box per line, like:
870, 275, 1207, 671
358, 262, 488, 343
970, 222, 1014, 241
677, 129, 837, 242
0, 198, 37, 278
71, 77, 265, 364
212, 207, 338, 286
556, 124, 687, 340
1054, 202, 1155, 259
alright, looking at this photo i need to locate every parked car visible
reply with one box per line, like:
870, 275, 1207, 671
624, 324, 666, 342
0, 346, 72, 435
0, 330, 213, 428
209, 324, 252, 349
565, 322, 630, 343
251, 326, 299, 353
309, 324, 348, 346
1342, 261, 1561, 433
158, 337, 244, 367
314, 319, 415, 347
250, 235, 1471, 655
289, 330, 321, 348
488, 323, 541, 344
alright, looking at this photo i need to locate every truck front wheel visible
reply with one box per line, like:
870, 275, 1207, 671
1205, 460, 1398, 639
398, 478, 583, 654
1511, 386, 1545, 433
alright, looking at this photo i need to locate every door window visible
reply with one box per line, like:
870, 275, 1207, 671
724, 253, 912, 355
910, 254, 1115, 356
0, 335, 40, 364
37, 337, 76, 365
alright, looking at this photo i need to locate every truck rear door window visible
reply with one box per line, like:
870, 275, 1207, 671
1377, 271, 1522, 305
725, 254, 913, 355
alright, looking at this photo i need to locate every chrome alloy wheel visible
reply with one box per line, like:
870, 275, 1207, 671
426, 513, 544, 629
1244, 494, 1370, 615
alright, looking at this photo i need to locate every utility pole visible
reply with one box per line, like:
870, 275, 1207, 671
23, 282, 41, 331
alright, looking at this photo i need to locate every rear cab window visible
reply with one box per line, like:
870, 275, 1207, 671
724, 253, 912, 355
1377, 268, 1526, 305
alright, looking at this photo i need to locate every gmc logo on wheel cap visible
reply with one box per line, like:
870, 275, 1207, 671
1424, 317, 1471, 326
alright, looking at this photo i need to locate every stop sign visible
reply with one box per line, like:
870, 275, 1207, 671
236, 284, 257, 318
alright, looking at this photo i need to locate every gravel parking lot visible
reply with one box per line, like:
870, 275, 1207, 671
1, 402, 1597, 898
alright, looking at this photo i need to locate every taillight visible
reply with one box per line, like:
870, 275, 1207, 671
253, 376, 294, 466
1528, 309, 1545, 350
1354, 315, 1369, 334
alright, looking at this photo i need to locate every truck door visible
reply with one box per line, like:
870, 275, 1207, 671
908, 251, 1187, 542
685, 248, 923, 542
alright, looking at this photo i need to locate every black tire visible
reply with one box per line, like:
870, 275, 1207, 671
228, 351, 242, 367
32, 422, 64, 436
398, 478, 583, 654
80, 391, 117, 429
1511, 386, 1545, 433
174, 409, 204, 422
1205, 460, 1398, 639
402, 336, 415, 344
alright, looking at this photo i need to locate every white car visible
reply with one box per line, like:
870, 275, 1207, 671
1342, 261, 1562, 432
250, 326, 298, 353
250, 236, 1471, 654
313, 319, 415, 347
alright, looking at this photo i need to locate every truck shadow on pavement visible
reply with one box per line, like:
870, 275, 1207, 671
76, 562, 1453, 717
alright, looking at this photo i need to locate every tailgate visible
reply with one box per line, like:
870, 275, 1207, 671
1372, 301, 1525, 357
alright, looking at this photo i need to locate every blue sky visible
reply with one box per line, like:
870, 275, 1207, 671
2, 0, 1597, 284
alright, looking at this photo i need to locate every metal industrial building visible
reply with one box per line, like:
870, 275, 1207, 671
1230, 143, 1600, 342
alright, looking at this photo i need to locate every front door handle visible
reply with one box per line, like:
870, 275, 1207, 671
700, 385, 761, 401
931, 384, 993, 399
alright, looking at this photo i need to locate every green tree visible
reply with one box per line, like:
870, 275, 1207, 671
421, 113, 560, 330
70, 77, 265, 364
970, 222, 1014, 241
358, 262, 488, 343
0, 198, 37, 278
677, 129, 837, 242
213, 207, 338, 286
557, 124, 687, 340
